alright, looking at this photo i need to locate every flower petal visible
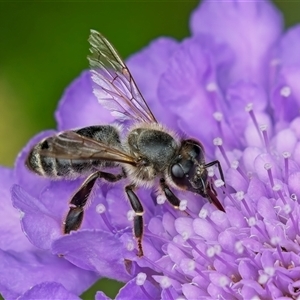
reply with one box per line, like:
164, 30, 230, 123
18, 282, 81, 300
191, 0, 283, 86
51, 230, 132, 282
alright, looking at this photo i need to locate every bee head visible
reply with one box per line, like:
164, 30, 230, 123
170, 139, 208, 195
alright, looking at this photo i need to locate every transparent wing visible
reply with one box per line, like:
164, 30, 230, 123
88, 29, 157, 124
40, 131, 137, 166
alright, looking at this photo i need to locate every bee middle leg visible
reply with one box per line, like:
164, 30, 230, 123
64, 170, 124, 234
125, 185, 144, 257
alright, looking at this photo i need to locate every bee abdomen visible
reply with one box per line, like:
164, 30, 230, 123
26, 125, 122, 179
26, 143, 94, 179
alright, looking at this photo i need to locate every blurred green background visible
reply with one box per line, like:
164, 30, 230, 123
0, 1, 300, 299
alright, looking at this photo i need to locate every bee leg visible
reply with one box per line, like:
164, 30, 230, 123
125, 185, 144, 257
160, 178, 180, 209
204, 160, 225, 184
64, 171, 124, 234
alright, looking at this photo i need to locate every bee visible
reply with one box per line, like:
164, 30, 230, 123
26, 30, 225, 257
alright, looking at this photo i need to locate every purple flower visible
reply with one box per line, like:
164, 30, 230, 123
7, 0, 300, 298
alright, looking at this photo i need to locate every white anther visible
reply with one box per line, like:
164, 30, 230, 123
181, 231, 189, 241
126, 240, 135, 251
206, 82, 218, 91
199, 208, 208, 219
235, 241, 244, 254
213, 111, 223, 121
264, 163, 272, 170
283, 204, 291, 214
96, 204, 106, 214
127, 210, 135, 221
264, 267, 275, 276
160, 276, 171, 289
219, 276, 229, 287
258, 274, 269, 284
260, 124, 268, 131
179, 200, 188, 211
207, 247, 215, 258
213, 137, 223, 146
270, 236, 280, 245
235, 191, 245, 201
187, 260, 196, 271
157, 194, 166, 205
291, 194, 297, 201
272, 184, 282, 192
248, 217, 256, 226
231, 160, 239, 169
282, 151, 291, 158
280, 86, 291, 97
214, 179, 225, 188
136, 272, 147, 286
245, 103, 253, 112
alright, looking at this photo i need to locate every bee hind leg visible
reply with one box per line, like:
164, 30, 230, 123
64, 170, 124, 234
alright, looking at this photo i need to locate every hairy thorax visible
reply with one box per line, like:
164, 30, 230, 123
125, 124, 179, 187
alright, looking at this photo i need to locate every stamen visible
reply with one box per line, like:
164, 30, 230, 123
206, 82, 218, 92
264, 163, 275, 187
258, 273, 269, 284
187, 259, 196, 271
221, 187, 238, 209
235, 241, 244, 254
273, 184, 287, 205
280, 86, 291, 97
213, 111, 223, 122
206, 246, 216, 258
260, 125, 270, 153
275, 244, 287, 267
214, 179, 225, 188
127, 210, 135, 221
248, 216, 256, 227
96, 204, 116, 233
136, 272, 147, 286
126, 239, 135, 252
245, 103, 263, 145
198, 208, 208, 219
157, 194, 166, 205
231, 160, 248, 182
282, 151, 290, 182
290, 194, 297, 201
219, 275, 230, 287
136, 273, 153, 300
213, 137, 230, 167
207, 167, 214, 177
213, 111, 223, 138
187, 240, 211, 263
195, 267, 210, 281
235, 191, 252, 216
144, 257, 185, 284
160, 276, 172, 289
179, 200, 188, 211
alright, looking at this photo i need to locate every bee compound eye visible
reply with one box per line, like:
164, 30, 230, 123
171, 164, 185, 178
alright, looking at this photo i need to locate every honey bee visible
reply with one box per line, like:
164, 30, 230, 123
26, 30, 225, 257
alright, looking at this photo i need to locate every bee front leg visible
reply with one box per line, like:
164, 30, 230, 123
64, 171, 124, 234
125, 185, 144, 257
160, 178, 180, 209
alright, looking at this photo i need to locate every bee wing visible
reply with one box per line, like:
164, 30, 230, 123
88, 29, 157, 124
40, 131, 137, 166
